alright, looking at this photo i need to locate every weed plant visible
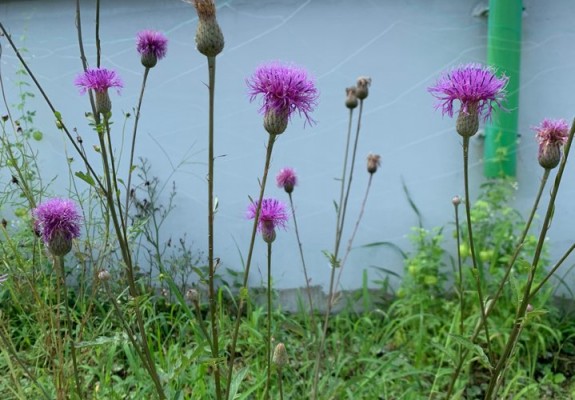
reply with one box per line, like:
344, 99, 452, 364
1, 2, 575, 399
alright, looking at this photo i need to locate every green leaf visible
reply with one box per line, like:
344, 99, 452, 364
449, 334, 491, 370
75, 171, 95, 186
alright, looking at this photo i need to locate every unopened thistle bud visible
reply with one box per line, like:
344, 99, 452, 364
345, 86, 358, 109
191, 0, 224, 57
186, 288, 199, 303
356, 76, 371, 100
273, 342, 288, 368
367, 153, 381, 174
533, 119, 569, 170
452, 195, 461, 206
98, 269, 111, 282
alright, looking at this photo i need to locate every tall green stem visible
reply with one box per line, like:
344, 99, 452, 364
55, 256, 83, 400
265, 241, 273, 400
444, 167, 550, 398
287, 193, 314, 322
484, 119, 575, 399
225, 134, 276, 399
206, 55, 223, 400
462, 137, 492, 354
312, 99, 364, 399
124, 67, 150, 227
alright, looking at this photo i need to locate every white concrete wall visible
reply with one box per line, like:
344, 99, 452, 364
1, 0, 574, 291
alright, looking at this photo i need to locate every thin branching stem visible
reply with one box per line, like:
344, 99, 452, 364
206, 55, 223, 399
484, 119, 575, 399
287, 193, 314, 322
124, 67, 150, 227
530, 243, 575, 299
278, 369, 284, 400
461, 136, 492, 354
225, 133, 276, 399
265, 241, 273, 400
0, 22, 105, 192
0, 322, 52, 400
312, 100, 364, 399
55, 256, 83, 400
336, 173, 374, 289
445, 167, 551, 398
454, 200, 463, 337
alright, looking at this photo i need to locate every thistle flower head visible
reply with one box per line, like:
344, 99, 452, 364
246, 198, 289, 243
345, 86, 358, 109
356, 76, 371, 100
247, 61, 319, 131
428, 63, 507, 121
276, 167, 297, 194
273, 342, 288, 368
136, 30, 168, 68
366, 153, 381, 174
33, 198, 82, 256
74, 68, 123, 94
187, 0, 224, 57
533, 118, 569, 169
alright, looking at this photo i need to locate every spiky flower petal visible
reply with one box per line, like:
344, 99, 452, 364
247, 198, 289, 242
74, 68, 123, 94
276, 168, 297, 194
136, 30, 168, 68
428, 63, 507, 121
247, 61, 319, 131
33, 198, 82, 256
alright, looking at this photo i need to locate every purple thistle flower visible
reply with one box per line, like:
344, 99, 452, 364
33, 198, 82, 256
533, 118, 569, 169
247, 61, 319, 127
276, 168, 297, 194
247, 198, 289, 242
74, 68, 123, 94
137, 30, 168, 68
428, 63, 508, 121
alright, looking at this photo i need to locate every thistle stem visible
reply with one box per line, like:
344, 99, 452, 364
124, 67, 150, 227
287, 193, 315, 323
206, 55, 223, 400
484, 119, 575, 399
55, 256, 83, 400
225, 134, 276, 399
312, 99, 364, 399
336, 173, 374, 289
462, 136, 492, 355
265, 241, 273, 400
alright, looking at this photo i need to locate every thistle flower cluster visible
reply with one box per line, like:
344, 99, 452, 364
33, 198, 82, 257
428, 63, 508, 137
75, 68, 123, 115
248, 61, 319, 135
533, 118, 569, 169
136, 30, 168, 68
276, 167, 297, 194
247, 198, 289, 243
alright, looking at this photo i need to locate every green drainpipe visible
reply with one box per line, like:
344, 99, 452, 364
484, 0, 523, 178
